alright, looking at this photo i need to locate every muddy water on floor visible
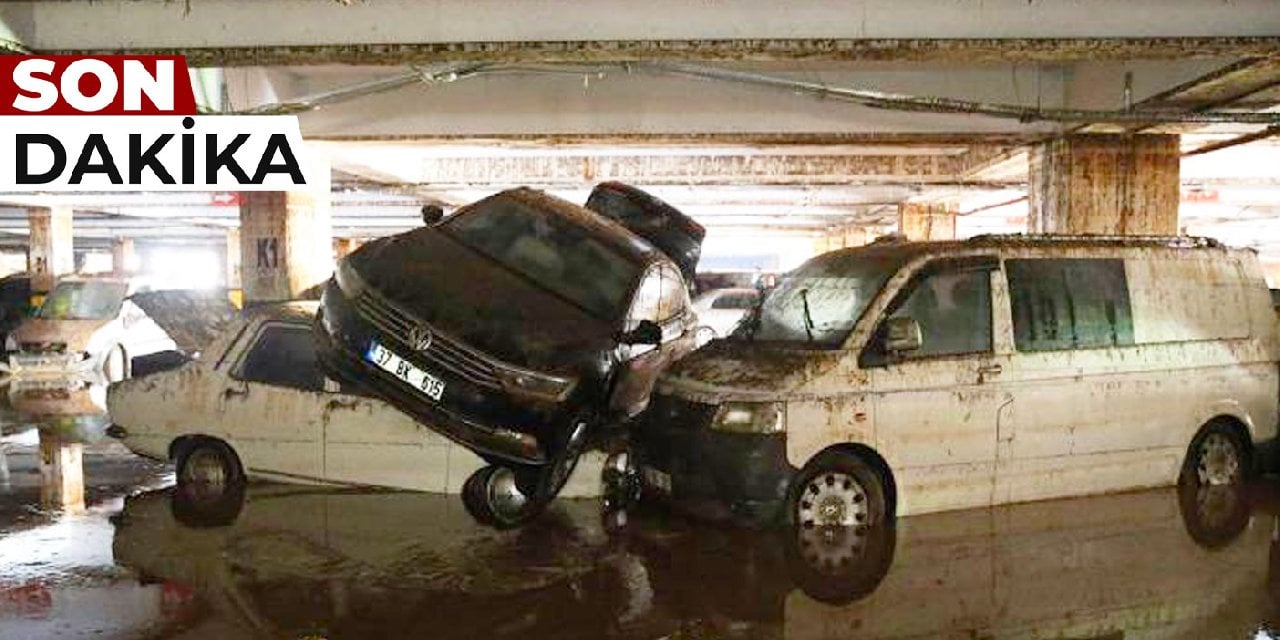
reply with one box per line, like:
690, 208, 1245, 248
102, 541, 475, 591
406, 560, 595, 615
2, 376, 1280, 639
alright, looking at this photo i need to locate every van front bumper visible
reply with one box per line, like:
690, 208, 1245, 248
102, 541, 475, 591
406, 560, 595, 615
632, 396, 794, 525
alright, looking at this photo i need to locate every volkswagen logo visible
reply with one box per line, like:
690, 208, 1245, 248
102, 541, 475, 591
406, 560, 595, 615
408, 324, 433, 351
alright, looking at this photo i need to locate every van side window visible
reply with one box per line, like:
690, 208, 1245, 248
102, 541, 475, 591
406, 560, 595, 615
875, 265, 993, 361
1006, 259, 1134, 351
234, 324, 326, 391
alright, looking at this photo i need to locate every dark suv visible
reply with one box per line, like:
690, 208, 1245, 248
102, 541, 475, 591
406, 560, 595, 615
316, 186, 702, 521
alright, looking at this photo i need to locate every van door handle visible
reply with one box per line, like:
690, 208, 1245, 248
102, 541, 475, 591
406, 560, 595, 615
977, 364, 1003, 379
223, 385, 249, 400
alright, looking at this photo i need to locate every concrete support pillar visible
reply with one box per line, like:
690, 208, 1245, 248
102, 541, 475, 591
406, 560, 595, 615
225, 227, 242, 307
239, 193, 332, 306
27, 205, 74, 293
1028, 134, 1180, 236
898, 202, 957, 241
815, 225, 875, 255
333, 237, 360, 261
239, 147, 332, 304
39, 431, 84, 515
111, 237, 137, 276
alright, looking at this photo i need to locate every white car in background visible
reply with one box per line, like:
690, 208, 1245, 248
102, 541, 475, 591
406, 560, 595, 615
4, 277, 176, 381
692, 287, 760, 342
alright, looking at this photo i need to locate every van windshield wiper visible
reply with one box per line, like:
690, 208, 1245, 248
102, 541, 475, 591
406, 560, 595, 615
799, 288, 815, 343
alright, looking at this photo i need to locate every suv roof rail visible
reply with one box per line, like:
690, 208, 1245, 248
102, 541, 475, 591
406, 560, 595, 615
965, 233, 1224, 250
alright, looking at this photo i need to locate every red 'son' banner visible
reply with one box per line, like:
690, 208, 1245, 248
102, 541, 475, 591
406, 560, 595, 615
0, 55, 197, 115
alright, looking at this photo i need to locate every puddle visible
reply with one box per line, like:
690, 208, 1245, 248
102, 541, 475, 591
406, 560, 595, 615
1, 375, 1279, 639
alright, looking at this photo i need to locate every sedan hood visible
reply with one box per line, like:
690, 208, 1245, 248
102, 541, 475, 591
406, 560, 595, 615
350, 230, 617, 371
657, 339, 843, 401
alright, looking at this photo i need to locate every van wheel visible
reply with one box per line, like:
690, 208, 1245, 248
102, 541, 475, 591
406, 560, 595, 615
173, 440, 245, 527
104, 345, 129, 382
786, 450, 888, 573
462, 465, 535, 529
1181, 421, 1250, 488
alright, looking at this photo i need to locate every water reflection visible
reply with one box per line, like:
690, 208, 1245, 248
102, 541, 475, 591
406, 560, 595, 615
108, 477, 1280, 640
5, 373, 111, 439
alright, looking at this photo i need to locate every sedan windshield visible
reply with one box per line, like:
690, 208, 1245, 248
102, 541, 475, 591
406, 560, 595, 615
38, 281, 128, 321
444, 196, 642, 320
737, 252, 905, 349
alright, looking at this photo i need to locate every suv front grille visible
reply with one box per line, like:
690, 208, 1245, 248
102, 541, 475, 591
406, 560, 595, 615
352, 290, 501, 389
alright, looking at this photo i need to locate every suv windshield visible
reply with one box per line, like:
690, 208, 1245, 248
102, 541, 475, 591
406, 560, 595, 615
38, 281, 128, 321
444, 196, 643, 320
738, 252, 905, 349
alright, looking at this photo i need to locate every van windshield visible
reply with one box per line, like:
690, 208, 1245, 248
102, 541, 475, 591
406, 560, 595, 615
443, 196, 642, 321
738, 252, 905, 349
38, 281, 128, 321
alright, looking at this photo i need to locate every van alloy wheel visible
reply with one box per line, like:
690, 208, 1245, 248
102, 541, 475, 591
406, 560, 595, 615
1197, 432, 1242, 486
796, 471, 871, 571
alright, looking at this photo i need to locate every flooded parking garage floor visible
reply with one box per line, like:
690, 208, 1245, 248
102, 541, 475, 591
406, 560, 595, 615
3, 380, 1280, 638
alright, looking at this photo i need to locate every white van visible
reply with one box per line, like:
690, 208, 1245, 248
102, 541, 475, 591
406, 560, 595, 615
624, 235, 1280, 528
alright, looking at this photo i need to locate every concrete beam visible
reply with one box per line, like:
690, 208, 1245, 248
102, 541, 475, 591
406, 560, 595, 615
7, 1, 1280, 65
399, 150, 1015, 186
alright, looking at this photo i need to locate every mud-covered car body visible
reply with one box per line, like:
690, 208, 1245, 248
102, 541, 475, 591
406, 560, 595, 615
630, 235, 1280, 525
316, 187, 700, 469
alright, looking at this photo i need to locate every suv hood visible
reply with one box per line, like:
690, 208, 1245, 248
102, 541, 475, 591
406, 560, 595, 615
656, 339, 844, 401
350, 230, 617, 371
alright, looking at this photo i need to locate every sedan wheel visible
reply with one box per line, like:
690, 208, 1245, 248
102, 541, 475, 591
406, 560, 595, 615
1196, 432, 1242, 486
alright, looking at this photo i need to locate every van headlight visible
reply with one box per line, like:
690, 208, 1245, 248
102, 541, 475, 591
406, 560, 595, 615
335, 258, 367, 296
711, 402, 785, 434
496, 367, 577, 402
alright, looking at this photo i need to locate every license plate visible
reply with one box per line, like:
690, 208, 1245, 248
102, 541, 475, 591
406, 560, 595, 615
641, 466, 672, 494
365, 341, 446, 401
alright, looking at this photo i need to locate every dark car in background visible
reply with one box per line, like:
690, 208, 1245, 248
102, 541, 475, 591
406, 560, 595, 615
316, 186, 703, 524
0, 273, 32, 347
584, 182, 705, 284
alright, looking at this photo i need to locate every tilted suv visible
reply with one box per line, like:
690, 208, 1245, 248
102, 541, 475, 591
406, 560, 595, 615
316, 187, 702, 519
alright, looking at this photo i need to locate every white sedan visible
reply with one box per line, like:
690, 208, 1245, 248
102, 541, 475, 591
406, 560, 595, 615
691, 287, 760, 343
106, 302, 601, 498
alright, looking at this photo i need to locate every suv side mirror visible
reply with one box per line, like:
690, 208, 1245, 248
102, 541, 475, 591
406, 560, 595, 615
421, 204, 445, 226
884, 316, 922, 354
622, 320, 662, 346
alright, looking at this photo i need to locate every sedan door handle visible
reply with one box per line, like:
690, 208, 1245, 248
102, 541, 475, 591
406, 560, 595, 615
977, 364, 1003, 381
223, 385, 249, 400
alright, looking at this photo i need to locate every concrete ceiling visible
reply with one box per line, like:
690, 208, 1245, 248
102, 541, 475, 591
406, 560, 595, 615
0, 0, 1278, 269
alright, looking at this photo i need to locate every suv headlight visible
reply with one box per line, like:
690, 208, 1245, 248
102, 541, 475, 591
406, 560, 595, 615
711, 402, 785, 434
496, 367, 577, 402
335, 258, 367, 296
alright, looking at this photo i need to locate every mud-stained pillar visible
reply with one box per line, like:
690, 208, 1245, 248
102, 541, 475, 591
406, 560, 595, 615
333, 237, 360, 261
238, 190, 332, 304
1029, 134, 1180, 236
239, 146, 332, 304
898, 203, 957, 241
27, 205, 74, 294
39, 431, 84, 515
815, 225, 875, 255
111, 237, 137, 276
225, 227, 243, 308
